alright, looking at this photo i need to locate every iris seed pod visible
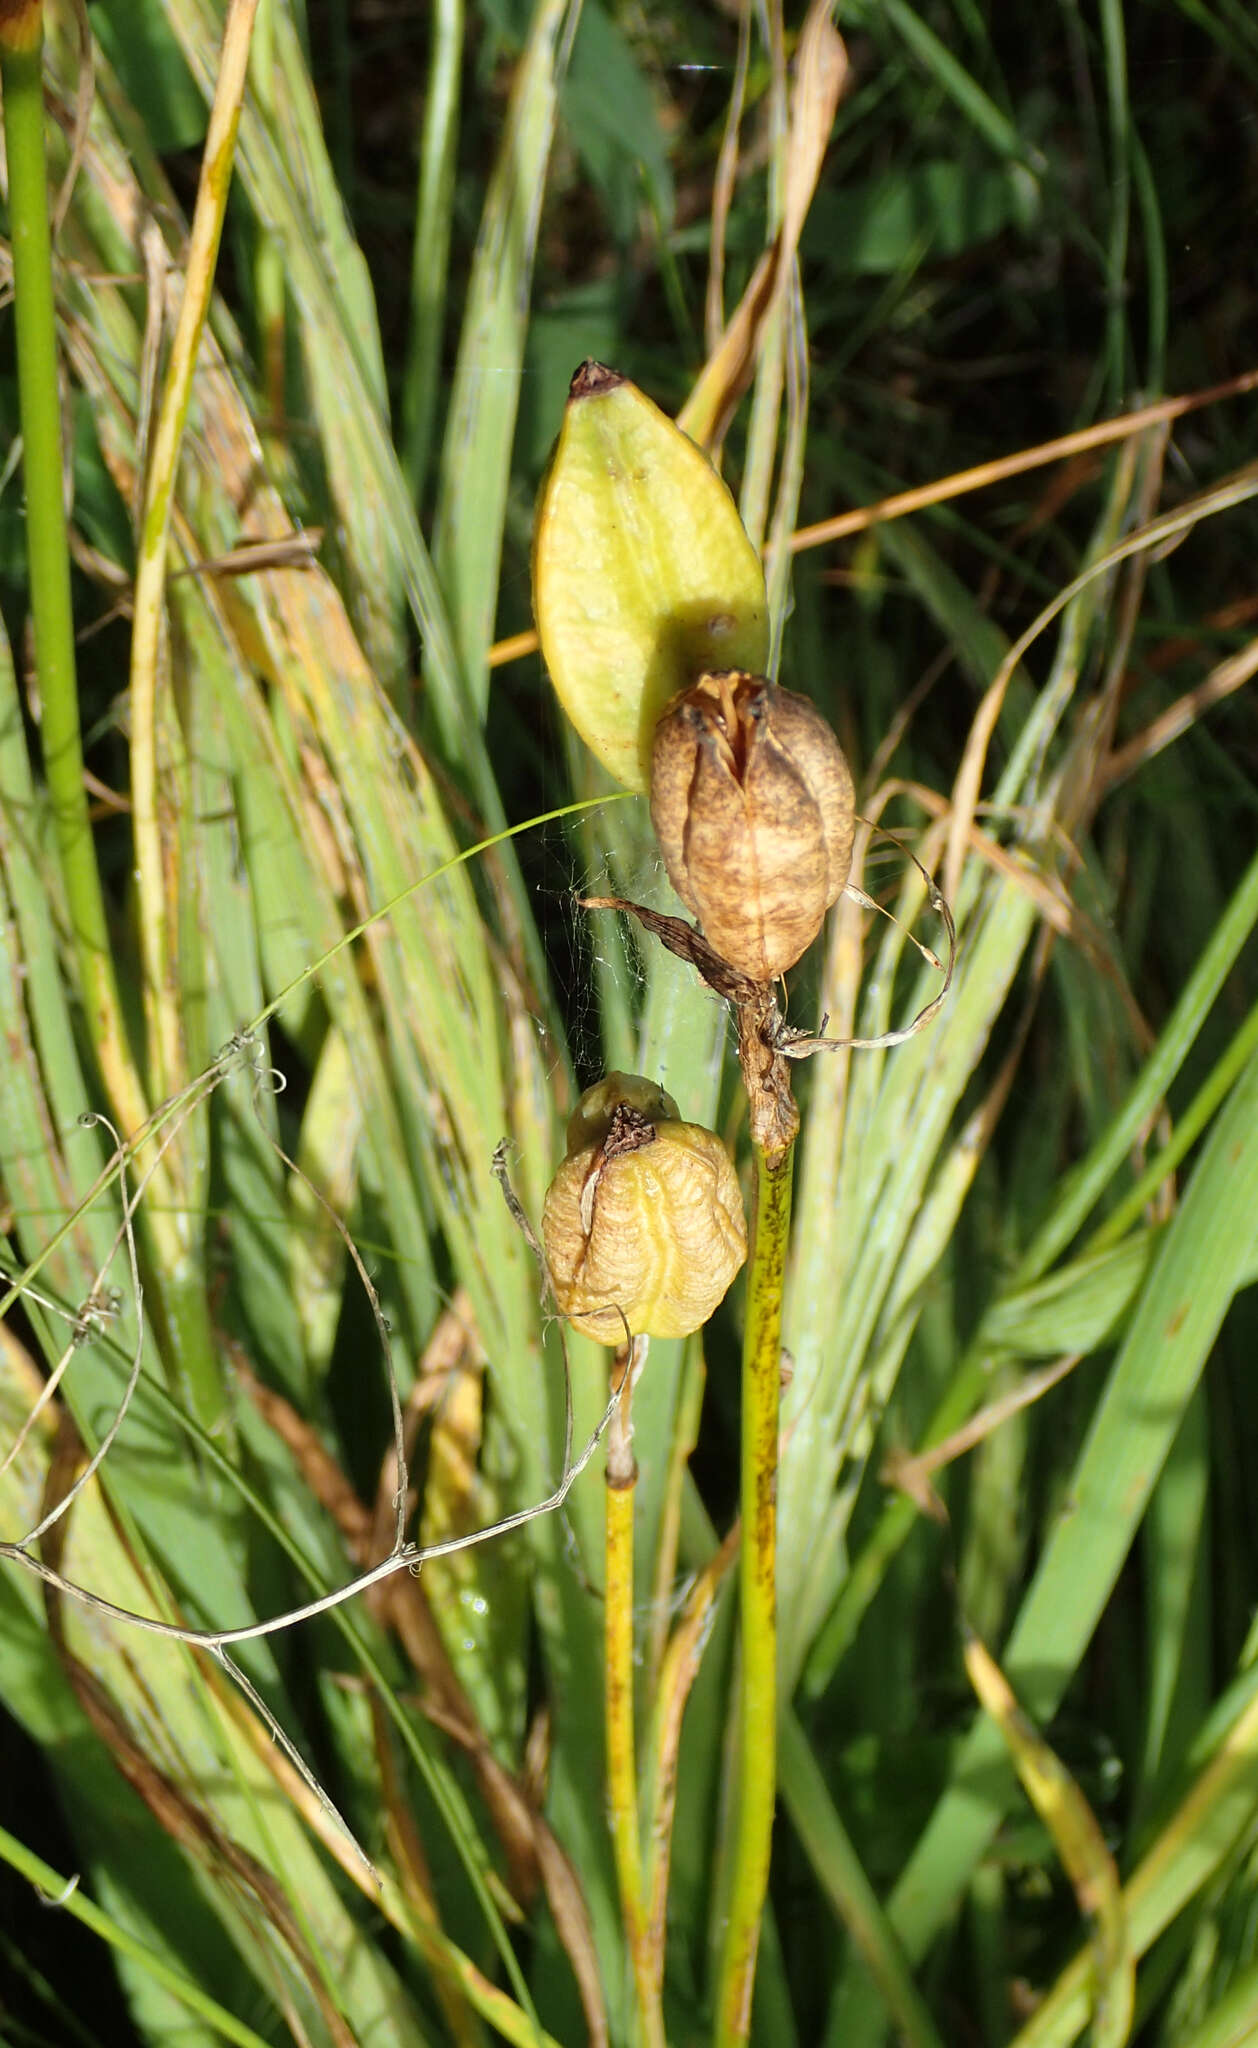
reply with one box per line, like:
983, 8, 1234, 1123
650, 669, 856, 982
532, 362, 768, 793
542, 1072, 747, 1345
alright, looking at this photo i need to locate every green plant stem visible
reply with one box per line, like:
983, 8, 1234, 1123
0, 17, 146, 1139
605, 1347, 666, 2048
716, 1137, 794, 2047
606, 1475, 665, 2047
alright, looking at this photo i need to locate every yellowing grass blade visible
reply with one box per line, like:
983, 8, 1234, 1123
964, 1628, 1134, 2048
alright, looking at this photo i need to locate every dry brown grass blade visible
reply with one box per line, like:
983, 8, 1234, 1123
170, 531, 324, 578
220, 1688, 569, 2048
367, 1693, 483, 2048
531, 1829, 611, 2048
705, 0, 752, 355
879, 779, 1103, 949
676, 3, 847, 453
48, 0, 93, 238
486, 364, 1258, 675
234, 1354, 371, 1544
1060, 433, 1171, 835
1119, 591, 1258, 679
644, 1523, 741, 1980
879, 775, 1157, 1061
38, 1423, 360, 2048
1101, 633, 1258, 792
883, 1354, 1082, 1517
370, 1526, 608, 2035
943, 457, 1258, 947
788, 364, 1258, 554
943, 436, 1151, 908
410, 1683, 612, 2048
487, 625, 539, 670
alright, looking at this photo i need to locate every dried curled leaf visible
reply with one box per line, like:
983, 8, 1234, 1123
541, 1073, 747, 1344
532, 362, 768, 792
650, 670, 855, 980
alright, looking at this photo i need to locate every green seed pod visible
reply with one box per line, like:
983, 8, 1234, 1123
650, 670, 856, 982
542, 1072, 747, 1345
532, 362, 768, 793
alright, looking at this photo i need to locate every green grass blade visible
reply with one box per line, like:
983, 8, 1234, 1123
869, 0, 1045, 180
433, 0, 579, 716
887, 1043, 1258, 1964
0, 1824, 274, 2048
401, 0, 463, 509
1018, 842, 1258, 1282
780, 1711, 945, 2048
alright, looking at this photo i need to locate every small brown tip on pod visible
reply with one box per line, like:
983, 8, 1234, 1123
568, 359, 627, 400
541, 1073, 747, 1345
650, 671, 856, 983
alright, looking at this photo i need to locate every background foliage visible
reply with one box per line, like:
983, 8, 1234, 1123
2, 1, 1257, 2044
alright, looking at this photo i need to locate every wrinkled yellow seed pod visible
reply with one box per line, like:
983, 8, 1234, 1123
532, 361, 769, 793
650, 670, 856, 983
542, 1072, 747, 1344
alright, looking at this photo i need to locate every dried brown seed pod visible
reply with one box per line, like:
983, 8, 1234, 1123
541, 1072, 747, 1345
650, 670, 855, 983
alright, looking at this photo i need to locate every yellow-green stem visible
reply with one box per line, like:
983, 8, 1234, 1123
605, 1349, 665, 2048
131, 0, 257, 1108
715, 1138, 794, 2046
125, 0, 259, 1429
0, 15, 147, 1142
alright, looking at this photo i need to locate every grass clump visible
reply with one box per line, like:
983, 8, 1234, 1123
2, 4, 1257, 2046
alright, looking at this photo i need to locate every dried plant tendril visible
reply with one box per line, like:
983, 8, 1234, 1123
650, 669, 856, 983
541, 1072, 747, 1343
532, 362, 768, 792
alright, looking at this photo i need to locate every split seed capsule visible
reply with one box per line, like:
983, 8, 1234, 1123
650, 670, 856, 983
542, 1073, 747, 1345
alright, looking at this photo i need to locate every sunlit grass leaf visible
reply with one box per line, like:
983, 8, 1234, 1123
889, 1045, 1258, 1965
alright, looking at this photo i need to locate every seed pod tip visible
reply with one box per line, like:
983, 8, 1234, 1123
568, 359, 626, 401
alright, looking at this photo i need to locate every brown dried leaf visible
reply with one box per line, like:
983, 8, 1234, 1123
678, 6, 847, 451
235, 1331, 609, 2046
644, 1524, 741, 1970
38, 1423, 360, 2048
